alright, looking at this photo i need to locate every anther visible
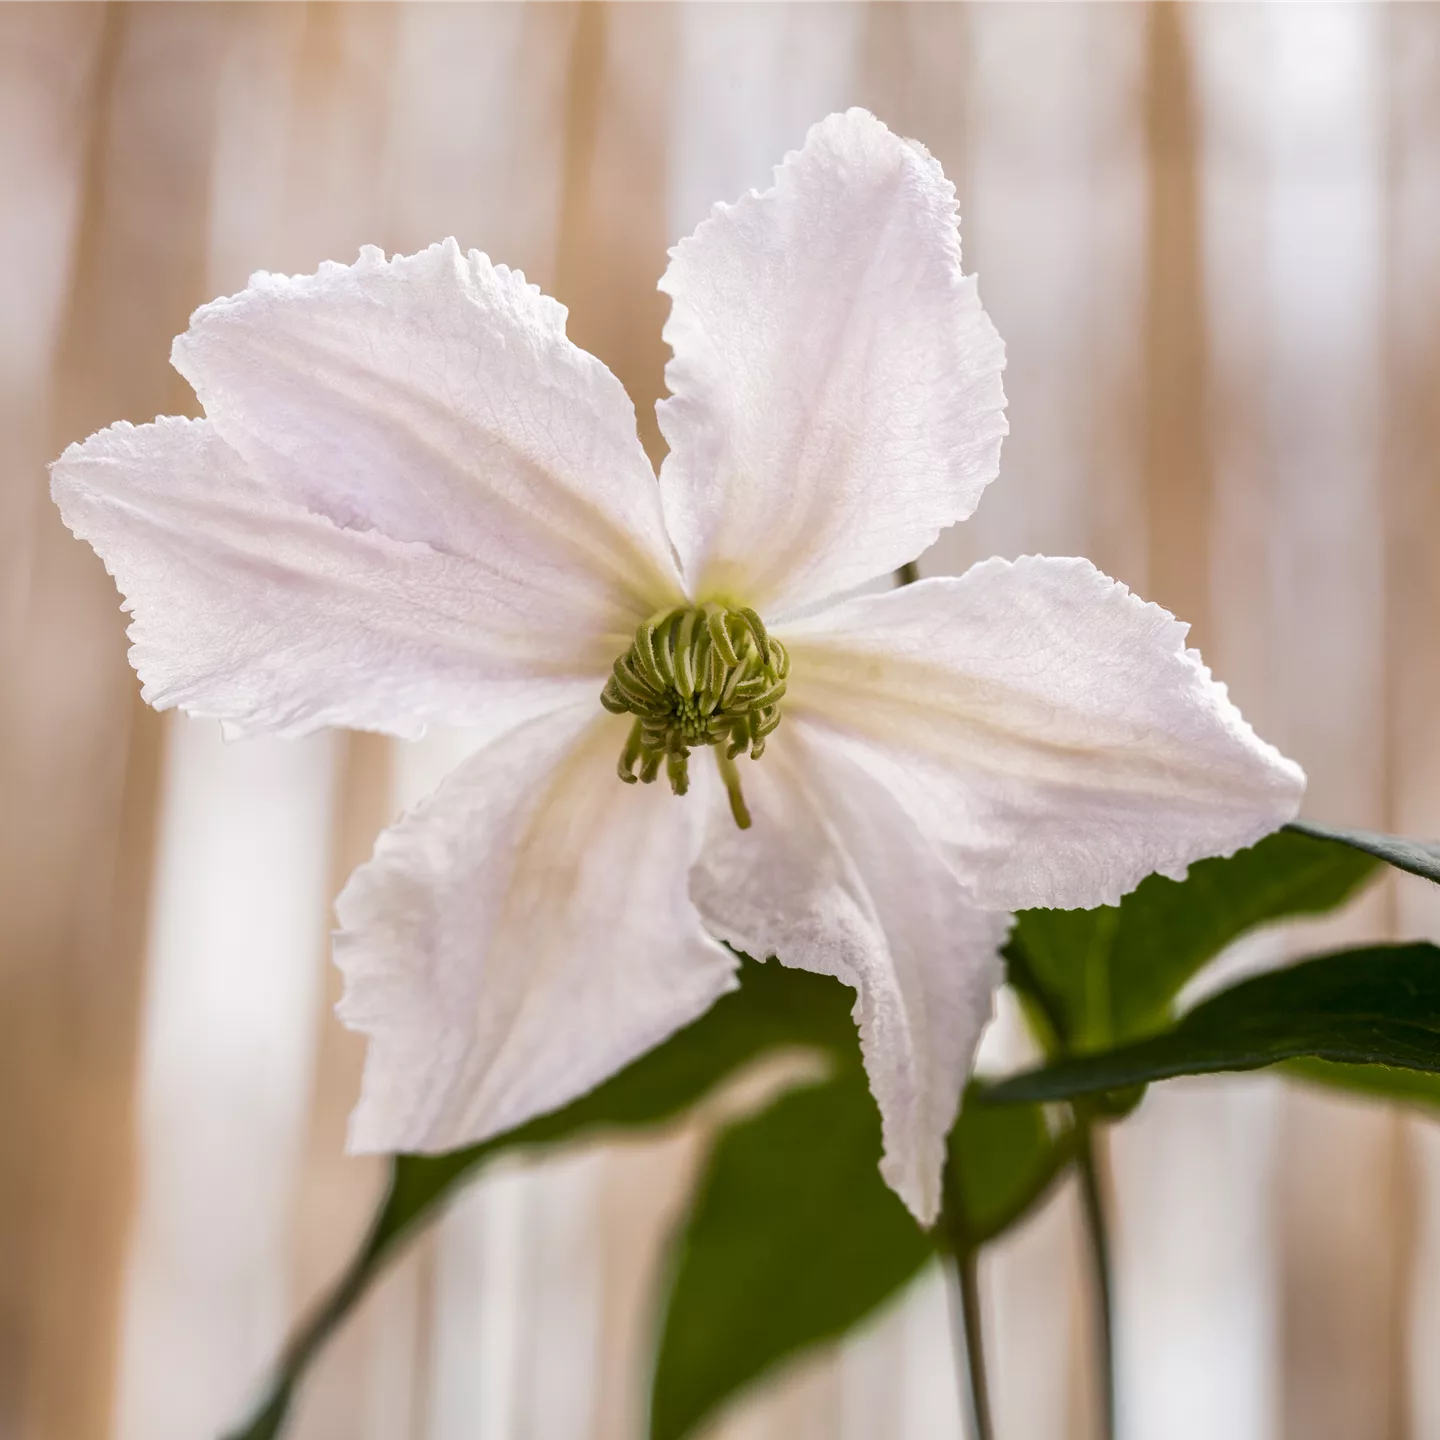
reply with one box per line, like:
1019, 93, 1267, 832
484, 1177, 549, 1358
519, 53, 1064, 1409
666, 749, 691, 796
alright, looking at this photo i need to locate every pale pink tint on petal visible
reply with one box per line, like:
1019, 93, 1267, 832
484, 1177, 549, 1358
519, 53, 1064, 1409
337, 705, 737, 1152
779, 558, 1306, 911
689, 722, 1007, 1223
174, 238, 683, 618
657, 108, 1007, 616
50, 417, 602, 739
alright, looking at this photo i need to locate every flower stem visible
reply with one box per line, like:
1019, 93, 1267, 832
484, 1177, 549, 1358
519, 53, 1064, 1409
1075, 1115, 1117, 1440
947, 1248, 995, 1440
894, 560, 921, 587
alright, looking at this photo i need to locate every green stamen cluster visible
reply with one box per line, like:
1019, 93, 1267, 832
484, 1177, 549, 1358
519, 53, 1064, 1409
600, 603, 788, 829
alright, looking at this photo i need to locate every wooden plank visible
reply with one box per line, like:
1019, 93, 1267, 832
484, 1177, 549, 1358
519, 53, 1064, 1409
0, 5, 227, 1436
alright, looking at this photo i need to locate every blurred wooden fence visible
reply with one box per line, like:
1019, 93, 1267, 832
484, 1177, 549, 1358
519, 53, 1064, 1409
2, 5, 1439, 1438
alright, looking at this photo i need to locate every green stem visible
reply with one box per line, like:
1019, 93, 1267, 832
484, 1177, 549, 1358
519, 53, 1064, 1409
940, 1161, 995, 1440
947, 1248, 995, 1440
1075, 1115, 1117, 1440
894, 560, 921, 587
223, 1221, 396, 1440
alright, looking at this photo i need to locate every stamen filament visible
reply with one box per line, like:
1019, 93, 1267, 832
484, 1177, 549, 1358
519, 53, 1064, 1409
617, 718, 644, 783
633, 620, 667, 691
738, 608, 771, 666
716, 748, 752, 829
675, 610, 699, 694
653, 614, 679, 688
707, 606, 740, 666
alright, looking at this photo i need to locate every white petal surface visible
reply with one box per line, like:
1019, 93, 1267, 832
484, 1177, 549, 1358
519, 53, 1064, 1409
337, 705, 737, 1152
780, 558, 1306, 910
657, 108, 1007, 616
50, 417, 607, 738
174, 238, 682, 616
689, 723, 1008, 1222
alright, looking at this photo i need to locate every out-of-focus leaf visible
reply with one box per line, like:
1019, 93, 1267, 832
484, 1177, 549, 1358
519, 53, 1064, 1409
649, 1072, 1073, 1440
224, 957, 857, 1440
649, 1070, 931, 1440
1006, 828, 1377, 1053
943, 1082, 1072, 1251
989, 943, 1440, 1102
1283, 1056, 1440, 1114
1286, 818, 1440, 887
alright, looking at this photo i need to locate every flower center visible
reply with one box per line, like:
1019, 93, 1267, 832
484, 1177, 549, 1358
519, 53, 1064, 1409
600, 603, 788, 829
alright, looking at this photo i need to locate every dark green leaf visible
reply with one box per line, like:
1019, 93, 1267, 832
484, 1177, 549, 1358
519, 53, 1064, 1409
1006, 828, 1377, 1052
943, 1083, 1072, 1252
1285, 818, 1440, 886
1283, 1056, 1440, 1114
225, 958, 858, 1440
649, 1071, 1076, 1440
989, 943, 1440, 1102
649, 1070, 933, 1440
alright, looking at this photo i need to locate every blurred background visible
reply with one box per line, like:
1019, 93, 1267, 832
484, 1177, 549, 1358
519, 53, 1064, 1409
3, 2, 1440, 1437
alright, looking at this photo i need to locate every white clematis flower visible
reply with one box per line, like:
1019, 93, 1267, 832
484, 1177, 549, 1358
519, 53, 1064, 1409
51, 110, 1304, 1223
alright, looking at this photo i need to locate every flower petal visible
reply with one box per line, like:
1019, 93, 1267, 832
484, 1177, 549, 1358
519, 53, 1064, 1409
780, 558, 1306, 911
50, 417, 606, 738
174, 238, 682, 613
337, 704, 738, 1152
689, 722, 1008, 1222
657, 108, 1007, 616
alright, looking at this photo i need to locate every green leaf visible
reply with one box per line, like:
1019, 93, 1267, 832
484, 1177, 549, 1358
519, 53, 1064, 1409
942, 1083, 1073, 1252
1006, 828, 1377, 1053
1285, 818, 1440, 886
648, 1073, 1074, 1440
224, 958, 857, 1440
988, 942, 1440, 1102
1283, 1056, 1440, 1114
649, 1070, 933, 1440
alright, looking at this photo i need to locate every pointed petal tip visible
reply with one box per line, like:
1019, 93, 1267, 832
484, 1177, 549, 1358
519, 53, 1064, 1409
881, 1151, 943, 1228
50, 415, 611, 740
781, 560, 1308, 912
661, 108, 934, 293
692, 722, 1009, 1231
